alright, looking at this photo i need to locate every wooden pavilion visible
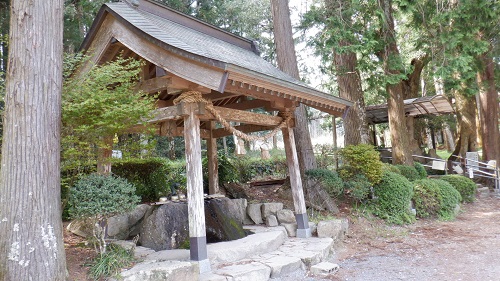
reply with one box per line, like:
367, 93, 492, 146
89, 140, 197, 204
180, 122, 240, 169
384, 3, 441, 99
81, 0, 353, 272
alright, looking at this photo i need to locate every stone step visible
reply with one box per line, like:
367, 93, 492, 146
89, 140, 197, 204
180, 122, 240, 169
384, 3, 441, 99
206, 236, 335, 280
115, 260, 199, 281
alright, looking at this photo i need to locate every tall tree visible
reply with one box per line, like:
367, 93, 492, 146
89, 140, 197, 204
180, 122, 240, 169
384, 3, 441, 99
271, 0, 339, 213
378, 0, 413, 165
0, 0, 67, 279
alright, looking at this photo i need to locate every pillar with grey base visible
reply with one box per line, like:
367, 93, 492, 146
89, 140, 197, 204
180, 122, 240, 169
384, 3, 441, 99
183, 103, 211, 272
282, 126, 311, 238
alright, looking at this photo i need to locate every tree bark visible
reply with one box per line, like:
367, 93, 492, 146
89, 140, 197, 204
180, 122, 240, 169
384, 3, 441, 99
379, 0, 413, 165
97, 136, 113, 175
451, 90, 478, 159
476, 53, 499, 164
0, 0, 67, 279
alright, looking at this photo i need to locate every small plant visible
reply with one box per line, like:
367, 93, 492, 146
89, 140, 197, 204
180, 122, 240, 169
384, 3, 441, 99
440, 175, 476, 203
381, 163, 401, 174
306, 169, 344, 198
203, 151, 239, 186
434, 179, 462, 220
412, 179, 441, 218
69, 173, 140, 254
372, 171, 415, 224
344, 174, 372, 203
395, 165, 420, 181
87, 244, 135, 280
414, 162, 428, 179
339, 144, 383, 185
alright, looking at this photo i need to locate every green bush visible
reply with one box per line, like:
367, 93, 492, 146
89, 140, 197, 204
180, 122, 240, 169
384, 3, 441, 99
395, 165, 420, 181
440, 175, 476, 203
305, 169, 344, 198
344, 174, 372, 203
87, 244, 135, 280
203, 151, 239, 187
381, 163, 401, 174
412, 179, 441, 218
339, 144, 383, 185
232, 156, 287, 182
112, 158, 186, 202
373, 171, 415, 224
69, 173, 140, 253
434, 179, 462, 220
414, 162, 428, 179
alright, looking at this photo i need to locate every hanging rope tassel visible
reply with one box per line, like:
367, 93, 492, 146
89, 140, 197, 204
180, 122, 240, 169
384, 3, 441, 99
173, 90, 292, 142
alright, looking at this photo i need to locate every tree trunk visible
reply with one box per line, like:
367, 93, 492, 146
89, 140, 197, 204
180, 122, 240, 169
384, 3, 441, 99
476, 53, 499, 164
271, 0, 338, 213
451, 91, 478, 159
379, 0, 413, 165
332, 40, 370, 145
0, 0, 67, 279
443, 124, 456, 152
271, 0, 317, 172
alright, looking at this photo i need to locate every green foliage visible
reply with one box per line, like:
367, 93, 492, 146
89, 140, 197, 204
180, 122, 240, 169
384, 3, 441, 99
112, 158, 186, 202
414, 162, 428, 179
344, 174, 372, 203
203, 151, 239, 187
232, 156, 287, 182
434, 179, 462, 220
314, 144, 339, 170
381, 163, 401, 174
339, 144, 383, 185
412, 179, 441, 218
62, 55, 156, 170
440, 175, 476, 203
69, 173, 140, 219
373, 171, 415, 224
306, 169, 344, 198
395, 165, 420, 181
87, 244, 135, 280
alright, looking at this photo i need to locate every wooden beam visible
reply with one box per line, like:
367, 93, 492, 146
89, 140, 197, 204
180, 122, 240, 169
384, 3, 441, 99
183, 103, 209, 265
136, 75, 172, 93
282, 126, 310, 238
222, 99, 270, 110
211, 124, 274, 139
207, 121, 219, 194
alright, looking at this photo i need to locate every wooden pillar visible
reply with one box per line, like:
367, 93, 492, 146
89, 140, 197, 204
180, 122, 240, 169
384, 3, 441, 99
332, 116, 338, 169
282, 126, 311, 238
207, 121, 219, 194
182, 103, 211, 272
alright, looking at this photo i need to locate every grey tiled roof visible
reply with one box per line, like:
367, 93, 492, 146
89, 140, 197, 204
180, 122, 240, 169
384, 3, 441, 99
106, 2, 307, 87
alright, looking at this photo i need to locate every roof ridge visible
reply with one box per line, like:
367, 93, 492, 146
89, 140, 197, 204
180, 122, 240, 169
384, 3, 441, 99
120, 0, 260, 55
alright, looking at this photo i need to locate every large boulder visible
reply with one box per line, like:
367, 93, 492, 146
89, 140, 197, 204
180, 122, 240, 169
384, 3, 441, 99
205, 198, 246, 243
139, 203, 190, 251
261, 203, 283, 219
247, 203, 263, 224
107, 204, 153, 240
140, 199, 246, 251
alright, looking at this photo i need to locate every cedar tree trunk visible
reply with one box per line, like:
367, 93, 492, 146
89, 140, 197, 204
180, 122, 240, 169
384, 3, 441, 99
0, 0, 67, 279
451, 90, 478, 158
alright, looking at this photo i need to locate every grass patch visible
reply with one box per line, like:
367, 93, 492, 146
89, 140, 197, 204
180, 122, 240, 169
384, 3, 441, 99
436, 150, 451, 160
87, 244, 135, 280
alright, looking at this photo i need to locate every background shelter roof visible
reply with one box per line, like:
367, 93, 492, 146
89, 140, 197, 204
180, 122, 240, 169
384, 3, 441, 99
81, 0, 352, 116
365, 95, 454, 124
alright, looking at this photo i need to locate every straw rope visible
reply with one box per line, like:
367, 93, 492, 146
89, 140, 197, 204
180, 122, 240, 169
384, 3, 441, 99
173, 91, 291, 142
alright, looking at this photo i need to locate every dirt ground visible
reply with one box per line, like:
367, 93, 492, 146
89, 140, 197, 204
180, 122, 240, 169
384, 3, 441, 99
326, 191, 500, 281
65, 185, 500, 281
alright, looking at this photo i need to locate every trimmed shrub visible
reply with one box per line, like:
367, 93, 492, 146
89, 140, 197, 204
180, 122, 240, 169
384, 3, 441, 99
434, 179, 462, 220
381, 163, 401, 174
440, 175, 476, 203
412, 179, 441, 218
339, 144, 383, 185
232, 156, 287, 182
306, 169, 344, 198
396, 165, 420, 181
112, 158, 186, 202
344, 174, 372, 203
373, 171, 415, 224
414, 162, 428, 179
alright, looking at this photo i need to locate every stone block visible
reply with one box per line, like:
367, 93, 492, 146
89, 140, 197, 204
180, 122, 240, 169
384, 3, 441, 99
308, 222, 317, 237
276, 209, 295, 224
261, 255, 303, 278
118, 260, 199, 281
265, 215, 279, 227
216, 262, 271, 281
247, 203, 263, 224
317, 219, 348, 241
261, 203, 283, 219
310, 262, 339, 276
282, 223, 297, 237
